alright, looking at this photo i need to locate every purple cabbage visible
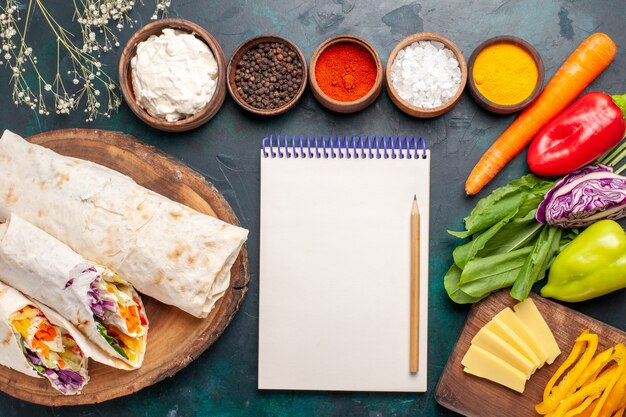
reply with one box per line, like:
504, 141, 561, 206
88, 279, 105, 320
44, 368, 85, 394
25, 345, 85, 394
55, 369, 85, 392
26, 352, 42, 365
537, 165, 626, 228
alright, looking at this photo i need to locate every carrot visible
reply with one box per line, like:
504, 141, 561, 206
465, 33, 617, 195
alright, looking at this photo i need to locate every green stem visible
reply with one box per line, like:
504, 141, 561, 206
599, 139, 626, 166
612, 92, 626, 120
604, 141, 626, 168
615, 163, 626, 175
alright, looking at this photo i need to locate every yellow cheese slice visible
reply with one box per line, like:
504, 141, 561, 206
513, 298, 561, 364
484, 318, 542, 370
462, 344, 527, 393
493, 307, 549, 365
471, 327, 535, 377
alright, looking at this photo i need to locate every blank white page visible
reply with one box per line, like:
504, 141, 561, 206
259, 147, 430, 392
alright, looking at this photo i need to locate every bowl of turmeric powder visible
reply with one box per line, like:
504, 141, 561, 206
309, 35, 383, 113
468, 35, 544, 114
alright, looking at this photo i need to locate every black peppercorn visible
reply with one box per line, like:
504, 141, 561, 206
234, 40, 303, 110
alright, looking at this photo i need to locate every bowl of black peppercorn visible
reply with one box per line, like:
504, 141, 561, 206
227, 34, 308, 116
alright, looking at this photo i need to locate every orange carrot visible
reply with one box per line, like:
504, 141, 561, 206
465, 33, 617, 195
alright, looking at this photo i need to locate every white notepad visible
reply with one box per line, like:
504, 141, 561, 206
259, 136, 430, 392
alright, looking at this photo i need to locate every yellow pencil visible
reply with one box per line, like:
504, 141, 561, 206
410, 195, 420, 373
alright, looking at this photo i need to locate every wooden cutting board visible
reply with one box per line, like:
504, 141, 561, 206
0, 129, 249, 406
435, 290, 626, 417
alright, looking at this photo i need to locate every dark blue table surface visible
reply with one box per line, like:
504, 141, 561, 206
2, 1, 626, 416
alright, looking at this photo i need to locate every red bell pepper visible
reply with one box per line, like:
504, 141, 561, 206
528, 92, 626, 176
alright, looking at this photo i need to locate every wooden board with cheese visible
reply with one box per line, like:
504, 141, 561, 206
435, 290, 626, 417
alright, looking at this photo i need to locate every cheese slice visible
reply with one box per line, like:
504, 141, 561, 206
513, 298, 561, 364
471, 327, 535, 377
493, 307, 549, 365
485, 318, 542, 370
462, 344, 527, 393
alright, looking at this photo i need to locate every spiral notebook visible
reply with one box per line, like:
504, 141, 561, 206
259, 135, 430, 392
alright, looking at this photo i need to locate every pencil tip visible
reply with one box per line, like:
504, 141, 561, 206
413, 194, 417, 201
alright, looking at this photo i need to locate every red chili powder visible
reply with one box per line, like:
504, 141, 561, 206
315, 42, 377, 102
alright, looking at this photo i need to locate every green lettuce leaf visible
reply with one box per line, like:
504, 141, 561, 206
95, 318, 128, 360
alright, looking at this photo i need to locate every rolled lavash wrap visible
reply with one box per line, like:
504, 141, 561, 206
0, 282, 90, 394
0, 214, 149, 369
0, 130, 248, 318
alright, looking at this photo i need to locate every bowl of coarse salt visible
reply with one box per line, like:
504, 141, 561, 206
386, 32, 468, 118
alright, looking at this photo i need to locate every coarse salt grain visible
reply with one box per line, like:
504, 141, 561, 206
390, 40, 461, 109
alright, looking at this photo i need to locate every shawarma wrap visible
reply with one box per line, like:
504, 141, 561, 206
0, 280, 137, 394
0, 282, 90, 394
0, 214, 148, 369
0, 130, 248, 318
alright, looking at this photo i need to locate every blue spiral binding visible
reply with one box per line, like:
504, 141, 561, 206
261, 135, 428, 159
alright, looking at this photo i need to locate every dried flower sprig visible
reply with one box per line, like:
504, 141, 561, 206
0, 0, 170, 121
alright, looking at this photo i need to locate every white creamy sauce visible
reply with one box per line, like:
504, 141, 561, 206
131, 28, 218, 122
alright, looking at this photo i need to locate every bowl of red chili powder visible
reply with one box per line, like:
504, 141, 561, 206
310, 35, 383, 113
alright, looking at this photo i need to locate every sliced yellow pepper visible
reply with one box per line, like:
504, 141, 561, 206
542, 330, 590, 403
537, 331, 599, 414
577, 348, 616, 387
553, 367, 619, 417
564, 396, 599, 417
589, 344, 626, 417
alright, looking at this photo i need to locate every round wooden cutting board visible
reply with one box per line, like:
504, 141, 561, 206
0, 129, 249, 406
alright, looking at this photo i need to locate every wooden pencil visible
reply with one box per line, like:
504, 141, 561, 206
410, 195, 420, 373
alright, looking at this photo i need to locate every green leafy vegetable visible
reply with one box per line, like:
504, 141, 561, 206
452, 209, 518, 268
510, 226, 561, 301
443, 265, 483, 304
477, 210, 543, 257
449, 175, 554, 238
460, 247, 533, 297
445, 174, 573, 304
95, 318, 128, 360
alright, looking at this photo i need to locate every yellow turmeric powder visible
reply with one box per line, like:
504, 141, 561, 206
472, 42, 539, 106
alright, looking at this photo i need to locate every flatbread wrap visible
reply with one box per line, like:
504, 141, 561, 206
0, 282, 90, 394
0, 214, 148, 369
0, 130, 248, 318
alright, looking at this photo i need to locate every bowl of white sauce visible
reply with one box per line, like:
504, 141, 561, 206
119, 18, 227, 132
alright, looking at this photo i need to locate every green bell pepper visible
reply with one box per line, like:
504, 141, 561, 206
541, 220, 626, 302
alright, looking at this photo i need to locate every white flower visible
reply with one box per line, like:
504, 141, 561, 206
44, 84, 52, 91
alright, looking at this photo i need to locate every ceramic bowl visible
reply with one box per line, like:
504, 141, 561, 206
468, 35, 544, 114
227, 34, 307, 116
309, 34, 383, 113
386, 32, 468, 118
119, 18, 227, 132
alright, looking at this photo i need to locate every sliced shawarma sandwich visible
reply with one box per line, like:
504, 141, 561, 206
0, 214, 148, 369
0, 282, 89, 394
